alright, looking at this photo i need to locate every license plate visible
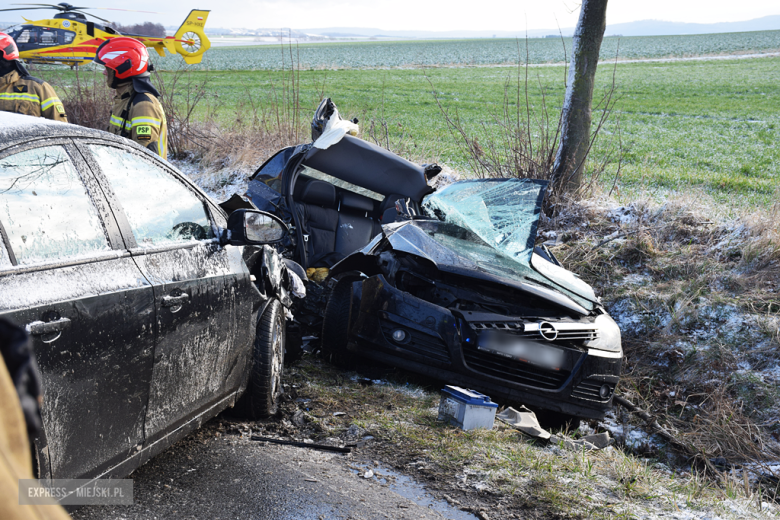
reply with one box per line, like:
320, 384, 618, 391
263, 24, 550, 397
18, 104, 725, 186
477, 331, 565, 370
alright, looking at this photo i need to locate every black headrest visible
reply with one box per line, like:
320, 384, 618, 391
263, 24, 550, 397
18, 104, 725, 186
300, 180, 336, 207
340, 191, 375, 213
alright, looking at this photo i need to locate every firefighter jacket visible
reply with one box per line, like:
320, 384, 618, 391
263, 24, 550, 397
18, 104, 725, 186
0, 70, 67, 122
0, 321, 71, 520
108, 81, 168, 161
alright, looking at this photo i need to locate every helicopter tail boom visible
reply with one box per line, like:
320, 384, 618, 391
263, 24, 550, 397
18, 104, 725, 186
173, 9, 210, 64
133, 10, 210, 63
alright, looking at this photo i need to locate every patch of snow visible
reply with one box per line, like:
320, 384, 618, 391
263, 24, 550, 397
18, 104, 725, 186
620, 273, 651, 286
607, 204, 642, 225
608, 297, 650, 336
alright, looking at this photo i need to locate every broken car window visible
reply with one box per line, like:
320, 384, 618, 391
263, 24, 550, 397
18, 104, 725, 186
89, 145, 214, 247
252, 147, 295, 192
422, 178, 547, 265
0, 146, 110, 265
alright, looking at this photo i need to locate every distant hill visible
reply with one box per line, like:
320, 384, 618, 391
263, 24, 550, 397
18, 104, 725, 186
302, 15, 780, 39
301, 27, 550, 39
604, 16, 780, 36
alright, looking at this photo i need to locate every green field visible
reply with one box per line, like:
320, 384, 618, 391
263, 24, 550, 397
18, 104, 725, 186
173, 56, 778, 209
154, 30, 780, 70
41, 46, 780, 211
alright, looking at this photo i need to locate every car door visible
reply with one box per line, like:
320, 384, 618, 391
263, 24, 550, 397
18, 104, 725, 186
0, 141, 156, 479
76, 141, 258, 444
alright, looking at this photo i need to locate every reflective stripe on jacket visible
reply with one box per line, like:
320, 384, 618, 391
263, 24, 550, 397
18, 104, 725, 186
0, 70, 67, 122
108, 82, 168, 161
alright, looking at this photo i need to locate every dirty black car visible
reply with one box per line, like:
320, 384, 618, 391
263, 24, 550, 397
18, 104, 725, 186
246, 99, 622, 421
0, 112, 301, 481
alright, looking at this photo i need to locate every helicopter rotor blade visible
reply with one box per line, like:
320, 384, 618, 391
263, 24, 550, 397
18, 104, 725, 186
10, 3, 66, 9
0, 7, 57, 12
71, 9, 112, 24
15, 4, 162, 13
89, 8, 163, 14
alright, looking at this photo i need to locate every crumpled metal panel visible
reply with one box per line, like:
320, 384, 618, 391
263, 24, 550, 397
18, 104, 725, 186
422, 178, 547, 265
260, 244, 294, 308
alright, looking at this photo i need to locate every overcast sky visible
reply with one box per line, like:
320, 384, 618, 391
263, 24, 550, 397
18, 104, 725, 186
5, 0, 780, 30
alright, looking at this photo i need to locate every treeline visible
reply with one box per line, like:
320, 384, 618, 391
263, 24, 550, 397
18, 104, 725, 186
111, 22, 166, 37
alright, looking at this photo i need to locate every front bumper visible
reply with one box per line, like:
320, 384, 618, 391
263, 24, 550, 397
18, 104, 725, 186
347, 275, 621, 419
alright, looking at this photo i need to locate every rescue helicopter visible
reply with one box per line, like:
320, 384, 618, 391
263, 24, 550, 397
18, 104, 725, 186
0, 3, 211, 67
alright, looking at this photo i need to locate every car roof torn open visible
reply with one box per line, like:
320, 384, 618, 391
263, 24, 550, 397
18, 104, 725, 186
302, 135, 431, 201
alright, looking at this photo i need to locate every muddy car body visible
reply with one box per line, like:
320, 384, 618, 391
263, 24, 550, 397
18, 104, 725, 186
247, 100, 622, 420
0, 112, 300, 481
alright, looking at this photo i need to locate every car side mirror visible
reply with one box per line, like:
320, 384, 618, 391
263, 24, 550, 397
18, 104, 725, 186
224, 209, 288, 246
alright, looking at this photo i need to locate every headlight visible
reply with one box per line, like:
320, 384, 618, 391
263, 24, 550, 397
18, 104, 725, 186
585, 314, 622, 353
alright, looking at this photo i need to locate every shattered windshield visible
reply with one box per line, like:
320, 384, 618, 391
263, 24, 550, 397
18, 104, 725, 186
417, 178, 597, 307
422, 178, 546, 265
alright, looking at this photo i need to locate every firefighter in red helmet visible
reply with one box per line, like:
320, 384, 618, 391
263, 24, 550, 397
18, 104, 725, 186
94, 37, 168, 160
0, 32, 67, 122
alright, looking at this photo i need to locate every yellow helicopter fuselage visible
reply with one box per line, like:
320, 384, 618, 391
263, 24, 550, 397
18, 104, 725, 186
7, 10, 210, 67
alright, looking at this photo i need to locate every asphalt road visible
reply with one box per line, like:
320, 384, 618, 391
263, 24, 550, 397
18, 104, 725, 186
71, 419, 476, 520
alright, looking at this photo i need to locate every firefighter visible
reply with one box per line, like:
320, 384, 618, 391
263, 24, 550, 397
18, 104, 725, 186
94, 37, 168, 160
0, 32, 67, 122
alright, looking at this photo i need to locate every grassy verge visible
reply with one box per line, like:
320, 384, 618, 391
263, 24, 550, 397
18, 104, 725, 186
544, 195, 780, 458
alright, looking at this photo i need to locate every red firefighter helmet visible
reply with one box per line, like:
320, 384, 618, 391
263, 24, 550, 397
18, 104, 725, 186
94, 37, 149, 80
0, 32, 20, 61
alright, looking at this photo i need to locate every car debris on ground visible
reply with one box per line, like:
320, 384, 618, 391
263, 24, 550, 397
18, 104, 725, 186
549, 431, 614, 451
496, 406, 551, 440
437, 386, 498, 431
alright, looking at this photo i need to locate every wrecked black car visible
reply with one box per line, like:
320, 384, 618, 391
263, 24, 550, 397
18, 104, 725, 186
245, 99, 622, 420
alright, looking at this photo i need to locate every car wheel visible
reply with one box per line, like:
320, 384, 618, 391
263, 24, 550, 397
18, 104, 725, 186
236, 298, 285, 419
284, 321, 303, 365
321, 277, 356, 368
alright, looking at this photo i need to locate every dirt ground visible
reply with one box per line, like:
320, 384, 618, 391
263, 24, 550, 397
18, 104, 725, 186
70, 418, 480, 520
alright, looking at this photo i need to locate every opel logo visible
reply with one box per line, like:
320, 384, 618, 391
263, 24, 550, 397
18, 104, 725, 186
538, 321, 558, 341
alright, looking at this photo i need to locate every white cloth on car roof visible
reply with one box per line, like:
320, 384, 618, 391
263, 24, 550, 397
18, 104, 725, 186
312, 106, 359, 150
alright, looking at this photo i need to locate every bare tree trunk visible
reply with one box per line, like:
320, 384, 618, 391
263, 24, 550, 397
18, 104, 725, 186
553, 0, 608, 194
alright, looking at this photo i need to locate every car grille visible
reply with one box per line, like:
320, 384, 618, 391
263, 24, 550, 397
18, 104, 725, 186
469, 321, 598, 343
379, 321, 451, 363
571, 379, 614, 402
462, 343, 570, 390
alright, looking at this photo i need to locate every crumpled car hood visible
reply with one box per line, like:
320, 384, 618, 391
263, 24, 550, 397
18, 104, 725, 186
378, 178, 598, 313
381, 221, 595, 314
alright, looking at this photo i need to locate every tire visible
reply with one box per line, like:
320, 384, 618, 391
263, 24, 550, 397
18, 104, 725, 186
284, 321, 303, 366
321, 277, 355, 368
236, 299, 285, 419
